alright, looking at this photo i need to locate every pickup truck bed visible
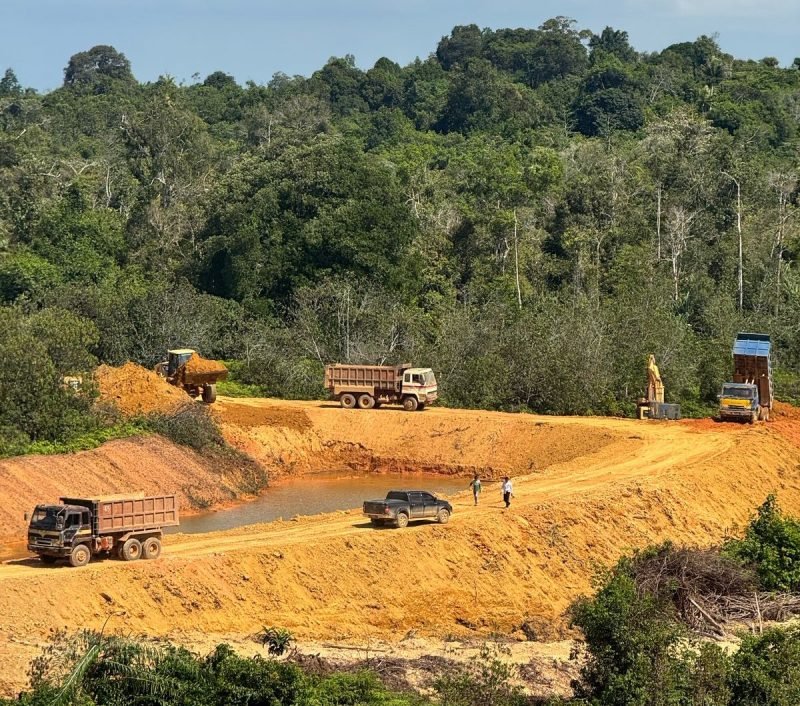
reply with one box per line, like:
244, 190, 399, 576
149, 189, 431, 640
363, 490, 452, 528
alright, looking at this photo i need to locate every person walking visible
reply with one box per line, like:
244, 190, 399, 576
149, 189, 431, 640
502, 476, 513, 508
469, 473, 482, 505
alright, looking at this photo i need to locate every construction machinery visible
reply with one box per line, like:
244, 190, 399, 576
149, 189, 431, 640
154, 349, 227, 404
718, 333, 773, 423
637, 355, 681, 420
325, 363, 438, 411
27, 493, 178, 567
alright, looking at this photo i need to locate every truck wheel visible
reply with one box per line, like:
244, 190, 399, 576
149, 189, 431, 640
69, 544, 91, 568
142, 537, 162, 560
436, 509, 450, 524
395, 512, 409, 529
750, 412, 757, 424
122, 538, 142, 561
340, 393, 356, 409
39, 555, 58, 564
357, 394, 375, 410
202, 384, 217, 404
402, 396, 418, 412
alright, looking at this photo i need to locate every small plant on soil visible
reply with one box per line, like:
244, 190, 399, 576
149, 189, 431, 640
260, 626, 294, 656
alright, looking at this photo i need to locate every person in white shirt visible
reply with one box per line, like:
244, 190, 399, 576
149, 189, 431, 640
502, 477, 513, 508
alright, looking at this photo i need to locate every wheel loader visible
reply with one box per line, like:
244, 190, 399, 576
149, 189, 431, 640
154, 349, 227, 404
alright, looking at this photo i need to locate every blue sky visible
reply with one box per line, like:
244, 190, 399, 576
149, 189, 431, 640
4, 0, 800, 91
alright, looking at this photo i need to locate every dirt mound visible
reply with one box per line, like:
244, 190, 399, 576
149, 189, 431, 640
95, 362, 190, 416
772, 401, 800, 420
185, 353, 227, 376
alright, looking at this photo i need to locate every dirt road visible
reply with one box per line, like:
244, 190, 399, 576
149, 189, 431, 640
1, 400, 799, 695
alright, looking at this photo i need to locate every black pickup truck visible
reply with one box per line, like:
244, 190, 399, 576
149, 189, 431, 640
363, 490, 452, 528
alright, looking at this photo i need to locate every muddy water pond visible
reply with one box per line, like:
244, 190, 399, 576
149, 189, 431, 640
167, 471, 470, 535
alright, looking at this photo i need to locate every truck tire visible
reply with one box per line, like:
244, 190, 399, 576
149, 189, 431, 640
395, 512, 409, 529
402, 396, 418, 412
340, 393, 356, 409
121, 538, 142, 561
39, 555, 58, 564
142, 537, 162, 560
750, 412, 757, 424
202, 384, 217, 404
357, 394, 375, 410
436, 509, 450, 524
69, 544, 91, 568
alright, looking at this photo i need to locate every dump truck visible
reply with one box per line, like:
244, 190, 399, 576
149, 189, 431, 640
718, 333, 773, 423
27, 493, 178, 567
324, 363, 437, 411
155, 349, 227, 403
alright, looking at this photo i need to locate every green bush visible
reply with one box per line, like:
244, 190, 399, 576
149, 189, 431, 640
728, 626, 800, 706
6, 633, 425, 706
431, 644, 527, 706
568, 560, 696, 705
723, 495, 800, 592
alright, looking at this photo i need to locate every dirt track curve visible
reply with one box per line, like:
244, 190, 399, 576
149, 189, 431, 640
2, 399, 800, 695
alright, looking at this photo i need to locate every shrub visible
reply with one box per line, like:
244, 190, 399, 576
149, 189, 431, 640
728, 626, 800, 706
569, 561, 694, 705
431, 644, 527, 706
723, 495, 800, 592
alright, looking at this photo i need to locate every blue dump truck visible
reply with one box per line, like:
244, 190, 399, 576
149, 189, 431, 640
718, 333, 773, 423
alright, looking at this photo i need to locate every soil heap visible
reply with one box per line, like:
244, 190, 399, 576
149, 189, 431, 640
185, 353, 227, 377
95, 362, 190, 416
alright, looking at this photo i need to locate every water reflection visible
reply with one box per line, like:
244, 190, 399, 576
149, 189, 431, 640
168, 471, 468, 535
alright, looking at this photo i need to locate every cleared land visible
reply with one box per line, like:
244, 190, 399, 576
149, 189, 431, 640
1, 399, 800, 695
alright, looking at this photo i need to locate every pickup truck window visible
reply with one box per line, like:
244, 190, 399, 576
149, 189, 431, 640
386, 491, 409, 501
420, 492, 436, 502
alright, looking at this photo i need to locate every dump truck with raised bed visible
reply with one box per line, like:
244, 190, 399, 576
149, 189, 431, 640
324, 363, 437, 411
718, 333, 773, 423
154, 349, 227, 403
27, 493, 178, 567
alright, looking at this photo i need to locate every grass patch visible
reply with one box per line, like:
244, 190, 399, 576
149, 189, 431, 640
216, 378, 267, 398
4, 420, 149, 458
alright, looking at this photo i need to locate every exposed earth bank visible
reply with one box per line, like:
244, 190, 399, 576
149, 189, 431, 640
2, 399, 800, 695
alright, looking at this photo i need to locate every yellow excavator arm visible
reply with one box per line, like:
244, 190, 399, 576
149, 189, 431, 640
647, 354, 665, 404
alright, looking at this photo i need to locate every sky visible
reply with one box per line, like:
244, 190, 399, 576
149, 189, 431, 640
3, 0, 800, 91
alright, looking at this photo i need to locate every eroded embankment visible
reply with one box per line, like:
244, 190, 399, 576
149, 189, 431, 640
214, 398, 621, 479
0, 436, 250, 543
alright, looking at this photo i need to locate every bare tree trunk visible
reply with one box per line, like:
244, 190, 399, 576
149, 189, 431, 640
513, 209, 522, 310
656, 184, 662, 261
721, 172, 743, 312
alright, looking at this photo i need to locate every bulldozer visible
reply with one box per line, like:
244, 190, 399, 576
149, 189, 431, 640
154, 349, 227, 404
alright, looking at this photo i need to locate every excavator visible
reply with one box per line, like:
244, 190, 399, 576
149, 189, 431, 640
637, 355, 680, 420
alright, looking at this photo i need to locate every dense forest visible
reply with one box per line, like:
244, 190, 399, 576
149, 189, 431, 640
2, 19, 800, 448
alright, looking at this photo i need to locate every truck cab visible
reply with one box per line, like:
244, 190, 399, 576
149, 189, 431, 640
718, 382, 760, 423
166, 349, 195, 377
27, 503, 92, 563
401, 368, 438, 408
